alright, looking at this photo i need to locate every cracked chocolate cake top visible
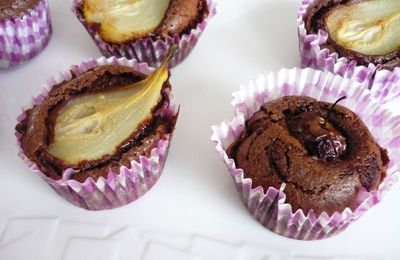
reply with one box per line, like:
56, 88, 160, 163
227, 96, 389, 215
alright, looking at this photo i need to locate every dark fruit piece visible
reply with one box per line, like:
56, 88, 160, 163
287, 111, 346, 160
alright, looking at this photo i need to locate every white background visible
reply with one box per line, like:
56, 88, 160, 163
0, 0, 399, 259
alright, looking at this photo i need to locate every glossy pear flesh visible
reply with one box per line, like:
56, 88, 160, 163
48, 71, 168, 165
326, 0, 400, 56
84, 0, 170, 43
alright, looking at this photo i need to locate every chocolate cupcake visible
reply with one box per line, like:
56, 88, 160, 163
298, 0, 399, 86
0, 0, 52, 68
212, 68, 400, 240
72, 0, 216, 67
227, 96, 388, 216
16, 53, 178, 210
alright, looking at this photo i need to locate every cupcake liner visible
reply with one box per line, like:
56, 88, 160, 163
71, 0, 216, 68
16, 56, 179, 210
211, 68, 400, 240
370, 67, 400, 104
0, 0, 52, 69
297, 0, 398, 88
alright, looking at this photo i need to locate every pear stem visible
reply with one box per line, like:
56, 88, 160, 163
159, 44, 178, 70
118, 44, 178, 91
322, 96, 347, 127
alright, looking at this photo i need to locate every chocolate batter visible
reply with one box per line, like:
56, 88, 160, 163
228, 96, 389, 215
155, 0, 208, 38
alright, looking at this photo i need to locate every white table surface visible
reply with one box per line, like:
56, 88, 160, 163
0, 0, 399, 259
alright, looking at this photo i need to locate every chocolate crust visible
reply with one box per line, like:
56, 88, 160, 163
305, 0, 400, 71
0, 0, 39, 20
78, 0, 209, 44
155, 0, 208, 38
16, 65, 177, 182
227, 96, 389, 215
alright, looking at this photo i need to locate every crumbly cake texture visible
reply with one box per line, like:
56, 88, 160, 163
228, 96, 389, 215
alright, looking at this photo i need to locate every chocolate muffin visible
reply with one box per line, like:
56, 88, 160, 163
0, 0, 38, 20
78, 0, 209, 44
227, 96, 389, 215
305, 0, 400, 71
16, 64, 177, 183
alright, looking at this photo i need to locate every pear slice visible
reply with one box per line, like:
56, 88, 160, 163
326, 0, 400, 56
48, 46, 177, 165
83, 0, 170, 43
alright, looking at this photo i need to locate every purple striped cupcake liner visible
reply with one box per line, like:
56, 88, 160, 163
0, 0, 52, 69
16, 56, 178, 210
370, 68, 400, 104
297, 0, 399, 88
71, 0, 216, 68
211, 68, 400, 240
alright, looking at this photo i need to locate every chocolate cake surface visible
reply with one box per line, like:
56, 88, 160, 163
0, 0, 39, 20
227, 96, 389, 215
16, 65, 177, 183
155, 0, 207, 38
305, 0, 400, 70
80, 0, 209, 44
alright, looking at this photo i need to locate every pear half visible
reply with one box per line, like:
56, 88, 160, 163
48, 47, 176, 165
83, 0, 170, 43
326, 0, 400, 56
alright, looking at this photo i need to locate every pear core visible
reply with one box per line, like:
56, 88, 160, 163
326, 0, 400, 56
83, 0, 170, 43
